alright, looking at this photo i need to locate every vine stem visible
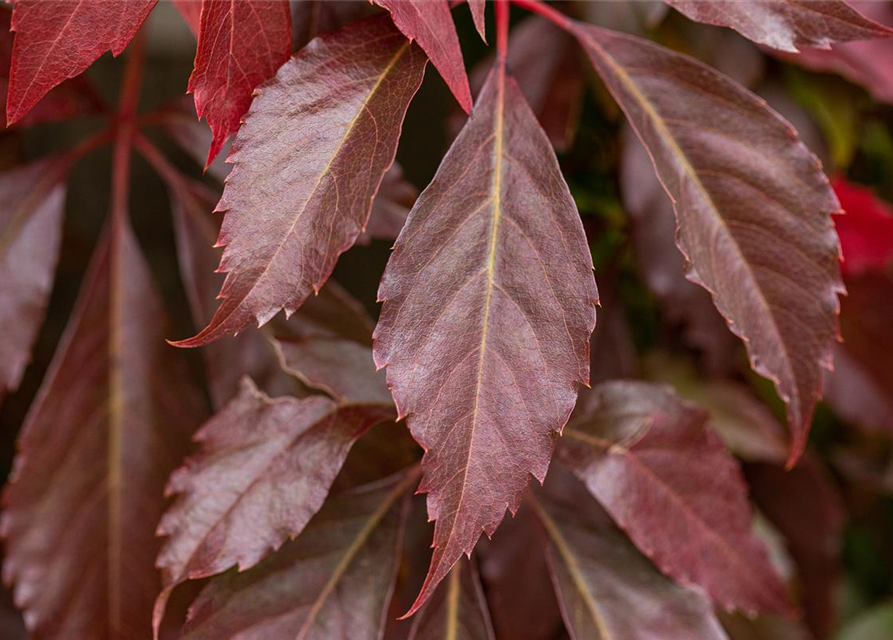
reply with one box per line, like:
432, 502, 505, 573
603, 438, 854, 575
509, 0, 575, 31
495, 0, 510, 66
110, 29, 145, 232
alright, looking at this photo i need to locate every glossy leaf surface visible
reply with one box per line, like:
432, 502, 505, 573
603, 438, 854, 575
175, 15, 427, 347
181, 474, 414, 640
575, 23, 844, 464
374, 64, 598, 614
559, 381, 790, 616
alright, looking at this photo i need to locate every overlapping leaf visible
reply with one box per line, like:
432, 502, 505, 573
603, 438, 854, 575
188, 0, 292, 165
174, 15, 427, 347
408, 560, 495, 640
534, 470, 729, 640
373, 0, 472, 112
666, 0, 893, 52
558, 381, 790, 616
832, 177, 893, 276
357, 163, 417, 245
575, 22, 844, 464
0, 160, 66, 394
1, 222, 204, 639
5, 0, 155, 124
374, 63, 598, 614
180, 473, 415, 640
468, 0, 486, 41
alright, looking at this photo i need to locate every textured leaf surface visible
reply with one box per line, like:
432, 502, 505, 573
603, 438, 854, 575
6, 0, 155, 124
1, 223, 203, 639
373, 0, 472, 112
575, 23, 844, 464
175, 15, 427, 347
155, 378, 395, 628
408, 560, 495, 640
188, 0, 292, 165
558, 381, 790, 616
181, 473, 414, 640
374, 64, 598, 614
0, 160, 65, 393
666, 0, 893, 52
534, 471, 729, 640
832, 177, 893, 276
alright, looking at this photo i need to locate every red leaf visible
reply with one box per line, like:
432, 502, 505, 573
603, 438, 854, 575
6, 0, 155, 125
575, 22, 844, 465
173, 0, 201, 35
534, 469, 729, 640
188, 0, 292, 166
408, 560, 495, 640
373, 0, 472, 113
374, 64, 598, 615
832, 177, 893, 275
558, 381, 792, 616
666, 0, 893, 52
173, 15, 427, 347
180, 473, 415, 640
468, 0, 486, 41
0, 160, 66, 393
356, 163, 417, 246
1, 222, 205, 639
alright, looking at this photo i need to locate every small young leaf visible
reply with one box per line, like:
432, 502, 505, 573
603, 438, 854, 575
575, 23, 844, 465
154, 378, 395, 630
373, 0, 472, 113
468, 0, 486, 42
534, 470, 729, 640
173, 15, 427, 347
408, 560, 496, 640
180, 473, 415, 640
1, 222, 204, 639
666, 0, 893, 53
558, 381, 791, 616
0, 160, 66, 393
374, 64, 598, 615
832, 177, 893, 276
6, 0, 155, 124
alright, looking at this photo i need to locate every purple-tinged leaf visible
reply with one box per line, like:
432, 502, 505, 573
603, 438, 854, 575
154, 377, 395, 631
374, 64, 598, 615
534, 470, 729, 640
0, 160, 65, 394
1, 222, 205, 640
181, 473, 415, 640
408, 559, 495, 640
357, 163, 417, 246
575, 23, 844, 465
665, 0, 893, 53
173, 15, 427, 347
558, 381, 791, 616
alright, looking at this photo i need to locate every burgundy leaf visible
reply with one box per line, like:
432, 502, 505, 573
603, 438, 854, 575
575, 22, 844, 464
173, 0, 201, 35
832, 176, 893, 276
167, 173, 292, 407
534, 469, 729, 640
374, 64, 598, 614
357, 163, 417, 246
408, 559, 495, 640
1, 222, 204, 639
720, 612, 812, 640
154, 377, 395, 630
181, 473, 415, 640
153, 97, 231, 181
291, 0, 377, 50
6, 0, 155, 125
558, 381, 791, 616
468, 0, 486, 41
0, 160, 65, 393
373, 0, 472, 113
173, 15, 427, 347
189, 0, 291, 166
666, 0, 893, 52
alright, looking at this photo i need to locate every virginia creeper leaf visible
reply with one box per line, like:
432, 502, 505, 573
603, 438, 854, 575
372, 0, 472, 113
558, 381, 791, 616
154, 377, 395, 631
0, 160, 65, 394
1, 221, 204, 639
575, 23, 844, 464
180, 473, 415, 640
534, 470, 729, 640
720, 612, 812, 640
469, 0, 486, 42
174, 15, 427, 347
6, 0, 155, 125
173, 0, 201, 35
357, 163, 417, 246
374, 64, 598, 615
665, 0, 893, 53
832, 177, 893, 276
188, 0, 292, 166
408, 559, 495, 640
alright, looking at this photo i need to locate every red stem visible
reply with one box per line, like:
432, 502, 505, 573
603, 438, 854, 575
110, 30, 145, 232
509, 0, 574, 31
495, 0, 510, 65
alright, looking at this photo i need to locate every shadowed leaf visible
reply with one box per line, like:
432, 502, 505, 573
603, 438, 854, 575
408, 560, 495, 640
